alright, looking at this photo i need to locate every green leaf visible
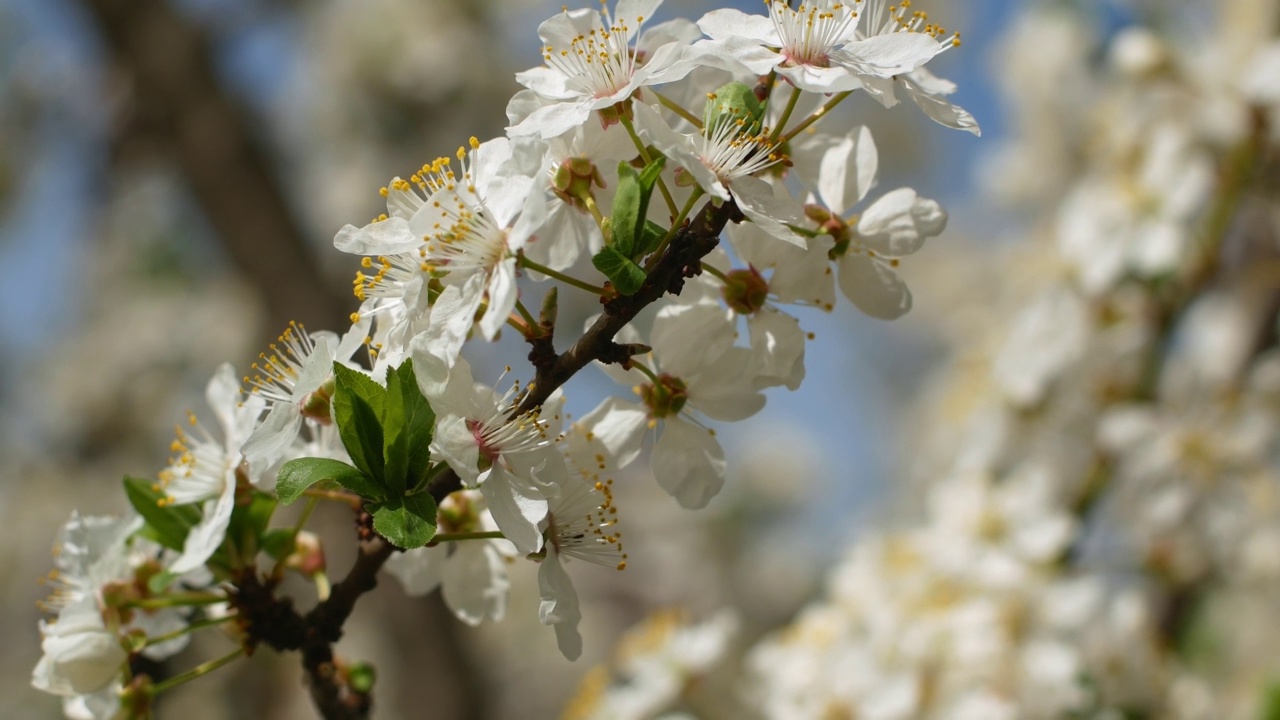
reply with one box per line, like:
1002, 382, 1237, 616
634, 157, 666, 250
636, 219, 667, 258
123, 476, 201, 552
382, 360, 436, 496
370, 493, 438, 549
277, 457, 383, 504
610, 161, 641, 257
332, 363, 387, 481
592, 245, 647, 296
1262, 681, 1280, 720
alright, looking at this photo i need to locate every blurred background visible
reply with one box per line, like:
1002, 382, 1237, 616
0, 0, 1218, 717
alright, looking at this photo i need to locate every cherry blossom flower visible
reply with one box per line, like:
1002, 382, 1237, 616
507, 0, 698, 139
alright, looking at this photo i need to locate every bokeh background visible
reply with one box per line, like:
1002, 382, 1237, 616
0, 0, 1215, 717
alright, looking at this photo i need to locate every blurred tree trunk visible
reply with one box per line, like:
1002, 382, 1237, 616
77, 0, 488, 717
79, 0, 346, 335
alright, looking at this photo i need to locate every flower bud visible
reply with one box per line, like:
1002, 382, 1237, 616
704, 81, 764, 133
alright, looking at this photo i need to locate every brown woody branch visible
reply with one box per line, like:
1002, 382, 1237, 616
234, 198, 739, 719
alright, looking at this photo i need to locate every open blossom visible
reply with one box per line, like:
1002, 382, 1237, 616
506, 91, 637, 272
416, 137, 545, 362
581, 310, 765, 509
793, 126, 947, 319
538, 461, 628, 661
159, 364, 264, 574
693, 0, 951, 94
632, 101, 803, 245
507, 0, 698, 139
417, 353, 562, 554
241, 321, 365, 476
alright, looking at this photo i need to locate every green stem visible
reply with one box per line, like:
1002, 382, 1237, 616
644, 188, 705, 271
124, 593, 227, 611
519, 255, 607, 295
150, 647, 247, 696
701, 262, 729, 282
272, 496, 320, 577
144, 615, 235, 649
514, 298, 539, 330
782, 91, 853, 143
432, 530, 506, 543
302, 487, 361, 507
629, 360, 659, 382
654, 91, 703, 129
769, 85, 802, 143
618, 113, 680, 220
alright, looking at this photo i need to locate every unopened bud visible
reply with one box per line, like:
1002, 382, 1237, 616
285, 531, 326, 577
703, 81, 764, 133
300, 376, 336, 424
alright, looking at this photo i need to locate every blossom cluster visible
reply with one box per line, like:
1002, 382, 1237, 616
31, 0, 975, 716
714, 6, 1280, 719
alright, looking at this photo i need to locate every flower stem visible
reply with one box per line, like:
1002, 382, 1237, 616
644, 188, 705, 271
150, 647, 247, 696
629, 360, 659, 382
782, 91, 852, 143
124, 592, 227, 611
654, 91, 702, 129
618, 113, 680, 220
769, 85, 802, 144
302, 487, 362, 508
432, 530, 506, 543
701, 262, 729, 282
514, 298, 539, 331
144, 615, 235, 649
519, 255, 607, 295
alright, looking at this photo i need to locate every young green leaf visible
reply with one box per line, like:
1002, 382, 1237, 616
636, 219, 667, 258
382, 360, 436, 496
610, 161, 641, 256
332, 363, 387, 481
592, 245, 647, 296
276, 457, 383, 505
123, 475, 201, 552
370, 493, 438, 549
633, 157, 666, 256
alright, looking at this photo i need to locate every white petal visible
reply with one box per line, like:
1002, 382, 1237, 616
732, 175, 805, 247
838, 32, 943, 78
537, 552, 582, 660
904, 77, 981, 136
240, 403, 302, 475
383, 545, 445, 597
171, 480, 237, 574
571, 397, 649, 470
696, 8, 776, 44
651, 302, 735, 378
747, 310, 806, 391
480, 465, 548, 555
479, 258, 518, 340
441, 542, 509, 626
856, 188, 946, 256
813, 126, 878, 214
334, 217, 422, 256
652, 417, 726, 509
431, 414, 483, 488
688, 347, 766, 421
837, 253, 911, 320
